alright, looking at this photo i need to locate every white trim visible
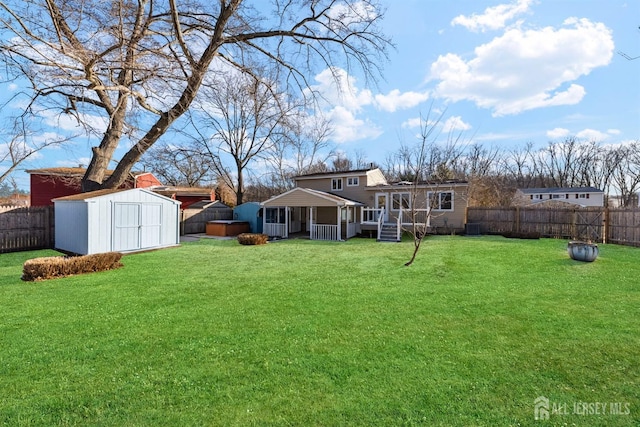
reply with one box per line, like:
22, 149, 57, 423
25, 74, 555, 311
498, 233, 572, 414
427, 191, 454, 211
261, 187, 361, 207
391, 192, 411, 211
346, 176, 359, 187
331, 178, 343, 192
375, 192, 389, 221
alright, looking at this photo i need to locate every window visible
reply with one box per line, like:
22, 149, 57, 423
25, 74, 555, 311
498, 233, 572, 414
347, 177, 359, 186
331, 178, 343, 191
579, 194, 586, 199
266, 207, 285, 223
391, 192, 411, 210
428, 191, 453, 211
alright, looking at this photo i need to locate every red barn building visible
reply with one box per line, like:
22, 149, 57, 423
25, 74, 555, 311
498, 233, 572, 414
27, 168, 162, 206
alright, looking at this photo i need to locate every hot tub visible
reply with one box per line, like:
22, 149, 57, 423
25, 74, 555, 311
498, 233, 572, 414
206, 220, 250, 237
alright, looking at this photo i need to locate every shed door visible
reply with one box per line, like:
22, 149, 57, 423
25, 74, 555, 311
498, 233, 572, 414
140, 203, 162, 248
113, 202, 163, 251
113, 203, 141, 251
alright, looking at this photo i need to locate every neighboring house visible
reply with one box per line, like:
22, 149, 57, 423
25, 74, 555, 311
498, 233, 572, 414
514, 187, 604, 207
27, 167, 161, 206
152, 186, 216, 209
260, 167, 469, 241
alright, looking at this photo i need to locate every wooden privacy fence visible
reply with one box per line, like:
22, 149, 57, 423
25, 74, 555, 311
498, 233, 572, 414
181, 207, 233, 235
467, 206, 640, 247
0, 206, 54, 253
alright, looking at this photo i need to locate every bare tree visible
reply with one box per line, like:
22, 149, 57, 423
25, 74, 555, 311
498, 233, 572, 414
190, 72, 296, 205
611, 141, 640, 207
387, 107, 465, 267
263, 112, 334, 189
0, 0, 390, 192
0, 120, 70, 185
140, 141, 216, 187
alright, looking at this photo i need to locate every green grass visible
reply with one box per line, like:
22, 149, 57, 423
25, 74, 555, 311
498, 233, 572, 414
1, 236, 638, 426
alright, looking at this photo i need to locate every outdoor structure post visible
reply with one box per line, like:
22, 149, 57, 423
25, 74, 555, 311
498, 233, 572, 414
309, 207, 314, 239
284, 206, 289, 238
337, 206, 342, 241
262, 206, 267, 236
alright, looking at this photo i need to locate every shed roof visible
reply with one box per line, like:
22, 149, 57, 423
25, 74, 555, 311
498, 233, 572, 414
261, 187, 364, 207
53, 188, 180, 204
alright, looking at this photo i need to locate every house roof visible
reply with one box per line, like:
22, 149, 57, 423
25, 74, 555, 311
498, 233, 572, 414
294, 167, 389, 187
151, 186, 214, 196
367, 180, 469, 191
26, 167, 151, 179
261, 187, 364, 208
187, 200, 231, 210
294, 168, 375, 179
518, 187, 603, 194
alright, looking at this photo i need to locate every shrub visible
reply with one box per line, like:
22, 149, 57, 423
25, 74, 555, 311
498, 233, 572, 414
502, 231, 541, 239
237, 233, 269, 245
22, 252, 123, 281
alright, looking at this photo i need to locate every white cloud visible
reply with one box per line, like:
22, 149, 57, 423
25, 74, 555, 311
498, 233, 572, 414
442, 116, 472, 132
546, 127, 570, 139
375, 89, 430, 112
451, 0, 533, 32
327, 106, 382, 143
607, 129, 621, 135
402, 117, 422, 129
430, 17, 614, 116
327, 1, 379, 29
308, 67, 374, 113
576, 128, 609, 141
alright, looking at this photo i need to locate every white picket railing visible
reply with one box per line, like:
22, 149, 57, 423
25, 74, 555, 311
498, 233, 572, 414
362, 207, 384, 224
311, 224, 338, 241
264, 223, 287, 238
376, 207, 385, 238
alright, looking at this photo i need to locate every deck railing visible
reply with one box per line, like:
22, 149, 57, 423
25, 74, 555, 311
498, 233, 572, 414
311, 224, 338, 241
376, 207, 385, 238
264, 223, 287, 238
362, 207, 384, 224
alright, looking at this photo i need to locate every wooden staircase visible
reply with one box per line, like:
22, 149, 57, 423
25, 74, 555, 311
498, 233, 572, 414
377, 222, 400, 242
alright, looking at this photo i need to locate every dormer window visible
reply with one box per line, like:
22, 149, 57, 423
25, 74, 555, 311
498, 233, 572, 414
331, 178, 343, 191
347, 177, 359, 186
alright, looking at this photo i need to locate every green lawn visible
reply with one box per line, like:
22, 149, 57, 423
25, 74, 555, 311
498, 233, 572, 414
0, 236, 638, 426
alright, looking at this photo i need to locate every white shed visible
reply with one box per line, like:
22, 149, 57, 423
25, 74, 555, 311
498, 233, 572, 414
53, 188, 181, 255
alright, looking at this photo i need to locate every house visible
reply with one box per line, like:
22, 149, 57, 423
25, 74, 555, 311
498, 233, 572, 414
53, 188, 181, 255
27, 167, 161, 206
260, 167, 469, 241
514, 187, 604, 207
151, 186, 216, 209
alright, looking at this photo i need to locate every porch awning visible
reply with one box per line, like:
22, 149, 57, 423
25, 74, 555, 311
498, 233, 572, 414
261, 187, 364, 208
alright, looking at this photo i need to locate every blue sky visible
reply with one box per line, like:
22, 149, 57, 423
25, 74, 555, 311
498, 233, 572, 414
2, 0, 639, 189
325, 0, 639, 163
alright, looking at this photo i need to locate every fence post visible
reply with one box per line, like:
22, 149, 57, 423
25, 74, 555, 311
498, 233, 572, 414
603, 207, 608, 244
515, 206, 520, 232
